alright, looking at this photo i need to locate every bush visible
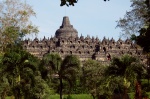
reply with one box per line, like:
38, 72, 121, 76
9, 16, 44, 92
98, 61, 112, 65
64, 95, 73, 99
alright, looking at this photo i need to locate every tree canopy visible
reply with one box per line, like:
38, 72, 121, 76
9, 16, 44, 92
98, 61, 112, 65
116, 0, 148, 38
40, 53, 80, 99
0, 44, 50, 99
82, 59, 108, 99
106, 54, 145, 99
60, 0, 110, 6
117, 0, 150, 53
135, 0, 150, 53
0, 0, 38, 52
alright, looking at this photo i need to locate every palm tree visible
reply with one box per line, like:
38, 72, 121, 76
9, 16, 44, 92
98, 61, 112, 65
1, 45, 41, 99
40, 53, 80, 99
106, 54, 145, 99
40, 53, 62, 79
59, 55, 80, 98
0, 53, 9, 99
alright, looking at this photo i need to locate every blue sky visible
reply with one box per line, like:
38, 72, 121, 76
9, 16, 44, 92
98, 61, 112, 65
26, 0, 132, 40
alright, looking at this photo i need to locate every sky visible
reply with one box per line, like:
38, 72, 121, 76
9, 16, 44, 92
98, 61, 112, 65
25, 0, 132, 40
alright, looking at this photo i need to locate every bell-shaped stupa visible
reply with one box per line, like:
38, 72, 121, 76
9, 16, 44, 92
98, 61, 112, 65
55, 16, 78, 38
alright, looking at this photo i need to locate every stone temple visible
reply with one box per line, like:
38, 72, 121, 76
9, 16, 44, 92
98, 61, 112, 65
23, 16, 145, 63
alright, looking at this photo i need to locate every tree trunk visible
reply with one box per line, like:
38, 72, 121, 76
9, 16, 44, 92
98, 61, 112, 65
91, 93, 95, 99
123, 87, 129, 99
14, 87, 21, 99
60, 77, 63, 99
135, 81, 142, 99
1, 88, 7, 99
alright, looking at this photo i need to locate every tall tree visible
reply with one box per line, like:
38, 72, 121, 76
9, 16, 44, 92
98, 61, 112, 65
82, 59, 108, 99
135, 0, 150, 53
116, 0, 148, 38
106, 54, 145, 99
1, 44, 49, 99
117, 0, 150, 53
40, 53, 80, 99
0, 53, 9, 99
0, 0, 38, 52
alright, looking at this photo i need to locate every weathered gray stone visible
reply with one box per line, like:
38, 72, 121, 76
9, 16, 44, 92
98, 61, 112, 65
23, 16, 145, 63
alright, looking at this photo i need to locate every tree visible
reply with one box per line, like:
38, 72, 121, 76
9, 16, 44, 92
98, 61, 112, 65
1, 45, 34, 98
23, 71, 50, 99
1, 44, 49, 99
136, 24, 150, 53
60, 0, 110, 6
106, 54, 145, 99
117, 0, 150, 53
135, 0, 150, 53
40, 53, 80, 99
82, 59, 108, 99
0, 53, 10, 99
60, 55, 80, 99
116, 0, 148, 38
39, 53, 62, 94
0, 0, 38, 52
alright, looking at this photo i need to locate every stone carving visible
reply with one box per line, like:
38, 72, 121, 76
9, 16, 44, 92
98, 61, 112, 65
23, 16, 145, 63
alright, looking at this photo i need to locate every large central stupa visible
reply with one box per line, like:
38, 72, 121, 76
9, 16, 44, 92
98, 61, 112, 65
55, 16, 78, 38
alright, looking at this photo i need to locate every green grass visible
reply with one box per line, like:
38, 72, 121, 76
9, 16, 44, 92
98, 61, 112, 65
49, 94, 93, 99
128, 92, 135, 99
6, 94, 93, 99
6, 92, 150, 99
128, 92, 150, 99
6, 96, 14, 99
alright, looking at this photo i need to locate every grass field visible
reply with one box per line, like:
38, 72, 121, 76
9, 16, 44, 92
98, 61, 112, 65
6, 93, 150, 99
6, 94, 93, 99
49, 94, 93, 99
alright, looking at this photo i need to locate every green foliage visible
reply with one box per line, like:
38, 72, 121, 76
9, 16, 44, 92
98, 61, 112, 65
117, 0, 150, 52
82, 59, 108, 98
23, 72, 50, 99
40, 53, 80, 99
60, 0, 78, 6
117, 0, 148, 38
0, 0, 38, 52
49, 94, 93, 99
141, 79, 150, 92
107, 54, 145, 81
133, 19, 150, 53
40, 53, 62, 80
60, 55, 80, 88
0, 76, 10, 99
105, 54, 146, 99
136, 24, 150, 53
70, 79, 88, 94
0, 44, 50, 99
60, 0, 110, 6
64, 95, 73, 99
